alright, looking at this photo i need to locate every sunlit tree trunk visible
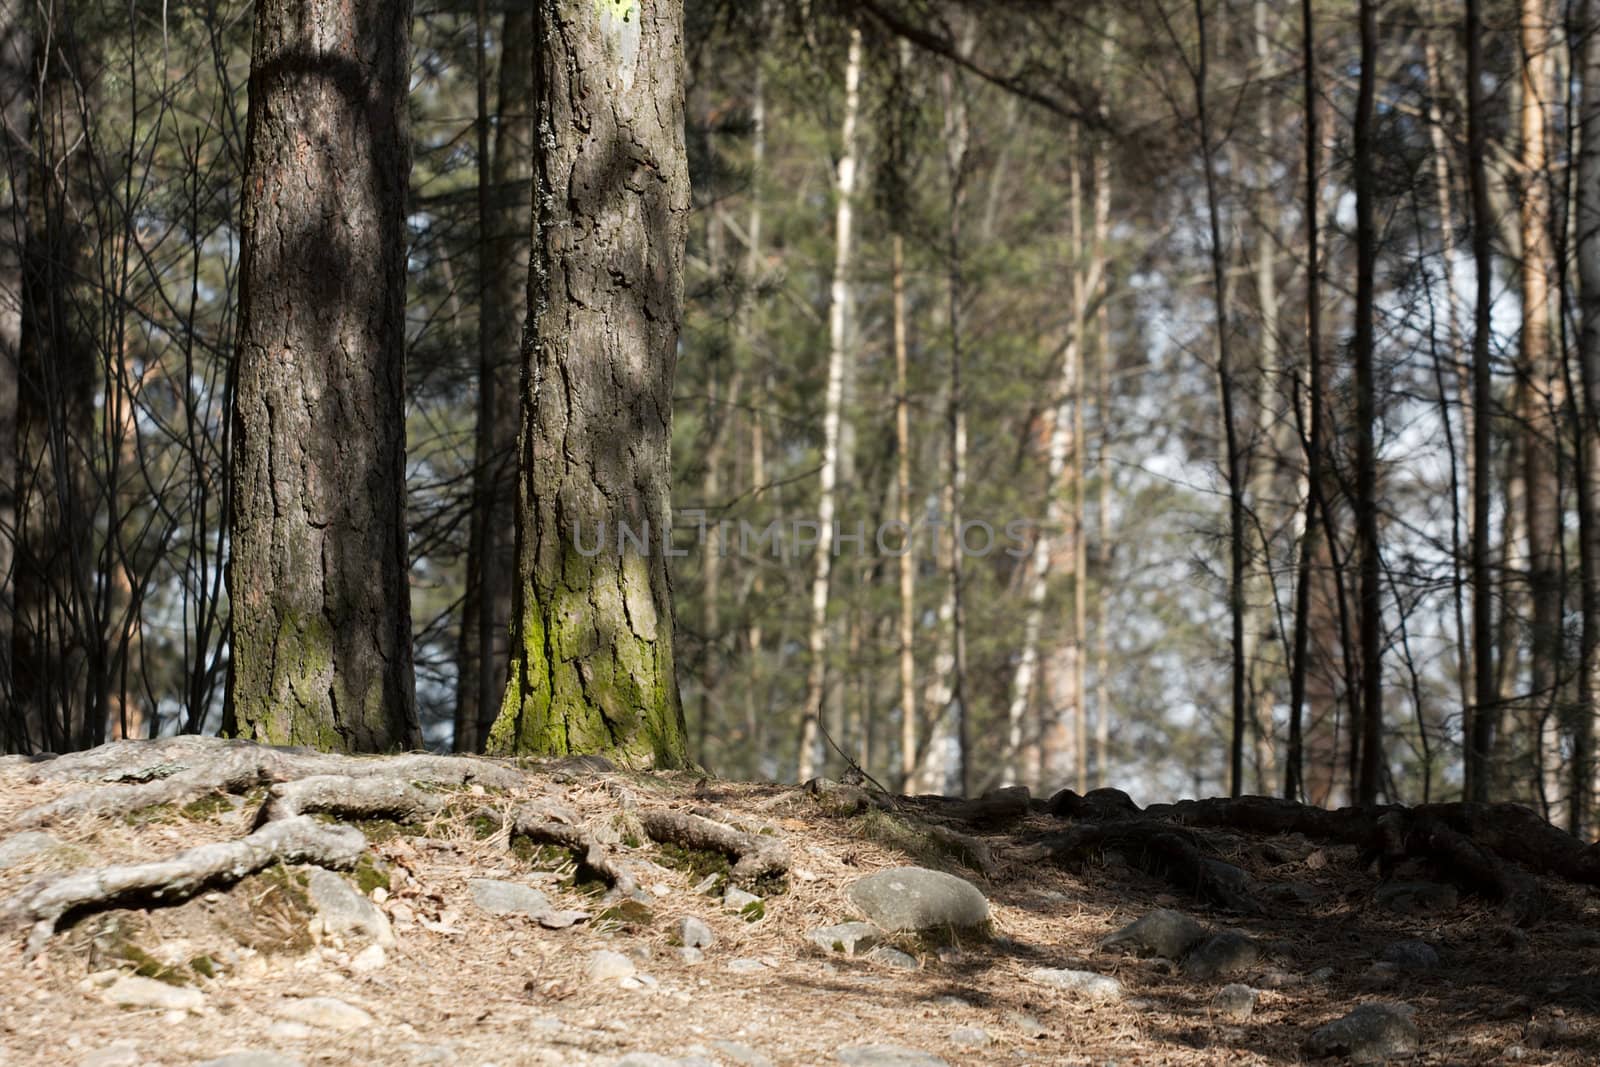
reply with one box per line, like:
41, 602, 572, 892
489, 0, 691, 766
797, 25, 862, 782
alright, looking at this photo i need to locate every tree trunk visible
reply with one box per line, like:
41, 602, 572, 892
1353, 0, 1384, 805
458, 8, 534, 754
894, 230, 917, 791
797, 25, 862, 782
1519, 0, 1564, 822
488, 0, 690, 767
1468, 0, 1498, 802
0, 0, 28, 751
1574, 0, 1600, 833
1286, 0, 1322, 802
226, 0, 419, 751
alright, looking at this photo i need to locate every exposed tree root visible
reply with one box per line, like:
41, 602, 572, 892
4, 816, 366, 957
505, 801, 640, 898
10, 737, 523, 828
254, 775, 446, 827
637, 809, 791, 886
1021, 821, 1262, 912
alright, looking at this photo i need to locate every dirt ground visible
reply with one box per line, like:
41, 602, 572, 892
1, 748, 1598, 1066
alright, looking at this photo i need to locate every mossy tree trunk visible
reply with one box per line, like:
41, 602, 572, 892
487, 0, 689, 768
225, 0, 419, 751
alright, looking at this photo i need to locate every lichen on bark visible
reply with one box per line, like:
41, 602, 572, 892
487, 0, 689, 768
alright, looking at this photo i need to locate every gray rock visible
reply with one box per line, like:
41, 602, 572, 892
675, 915, 715, 948
1304, 1003, 1420, 1063
1027, 967, 1123, 1001
587, 950, 638, 981
1212, 983, 1257, 1022
835, 1046, 949, 1067
1376, 881, 1458, 916
1099, 909, 1207, 959
947, 1027, 991, 1047
0, 831, 65, 869
726, 958, 768, 974
193, 1056, 305, 1067
866, 946, 918, 970
809, 922, 882, 956
538, 909, 590, 929
1182, 931, 1260, 979
102, 975, 204, 1012
710, 1042, 773, 1067
272, 996, 373, 1031
723, 886, 762, 912
1380, 939, 1439, 971
674, 946, 704, 965
846, 867, 988, 933
305, 867, 396, 947
469, 877, 552, 916
692, 873, 723, 895
1004, 1011, 1049, 1038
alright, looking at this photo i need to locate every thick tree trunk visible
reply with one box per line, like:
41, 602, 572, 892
797, 26, 862, 782
226, 0, 419, 751
488, 0, 690, 768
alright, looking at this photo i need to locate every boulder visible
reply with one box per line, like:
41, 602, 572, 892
1099, 909, 1207, 959
1304, 1002, 1420, 1063
846, 867, 988, 933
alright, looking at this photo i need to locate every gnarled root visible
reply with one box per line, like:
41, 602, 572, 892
254, 775, 446, 827
4, 815, 366, 957
505, 801, 639, 898
636, 809, 790, 887
1021, 820, 1261, 913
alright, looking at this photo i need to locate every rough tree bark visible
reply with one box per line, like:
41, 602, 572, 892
226, 0, 420, 750
488, 0, 691, 768
0, 0, 28, 752
1574, 0, 1600, 833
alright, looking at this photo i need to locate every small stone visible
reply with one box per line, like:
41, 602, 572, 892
710, 1041, 773, 1067
537, 909, 590, 929
675, 916, 715, 949
846, 867, 988, 933
1182, 931, 1260, 979
306, 867, 396, 948
619, 976, 644, 990
947, 1027, 991, 1047
349, 944, 387, 972
1027, 967, 1123, 1001
1380, 939, 1439, 971
1212, 983, 1257, 1022
587, 950, 638, 982
1004, 1011, 1049, 1038
103, 975, 204, 1012
265, 1021, 313, 1040
650, 883, 672, 898
1376, 881, 1458, 917
1304, 1002, 1420, 1064
692, 873, 722, 895
1307, 966, 1336, 982
723, 886, 761, 912
674, 947, 705, 965
835, 1045, 949, 1067
866, 947, 918, 970
272, 995, 374, 1031
1525, 1018, 1573, 1049
469, 877, 552, 917
194, 1055, 305, 1067
726, 958, 767, 974
1100, 909, 1207, 959
808, 922, 881, 956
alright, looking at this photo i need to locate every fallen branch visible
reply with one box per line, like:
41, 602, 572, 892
4, 816, 366, 957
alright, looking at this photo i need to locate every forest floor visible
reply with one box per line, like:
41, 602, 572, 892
0, 740, 1598, 1066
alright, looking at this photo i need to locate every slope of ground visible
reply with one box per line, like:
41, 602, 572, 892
1, 740, 1597, 1066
